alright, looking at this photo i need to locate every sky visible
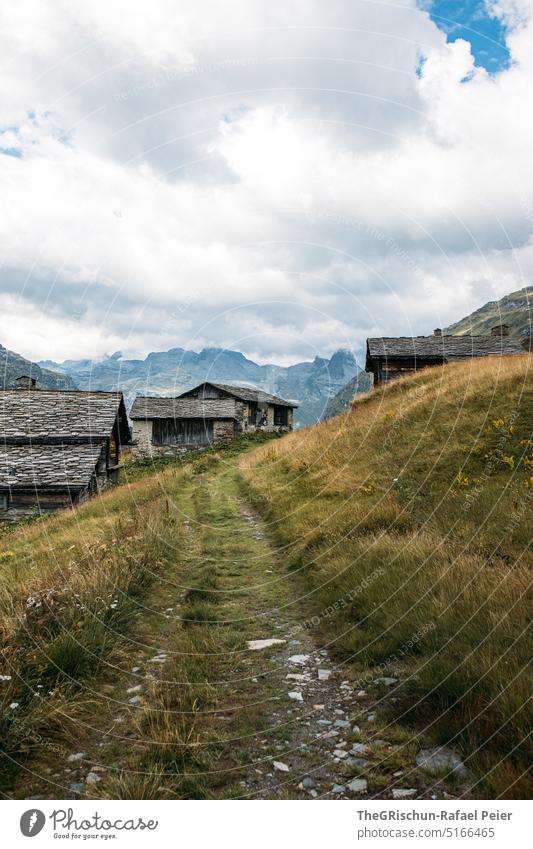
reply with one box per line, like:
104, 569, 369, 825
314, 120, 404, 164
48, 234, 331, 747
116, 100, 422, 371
0, 0, 532, 367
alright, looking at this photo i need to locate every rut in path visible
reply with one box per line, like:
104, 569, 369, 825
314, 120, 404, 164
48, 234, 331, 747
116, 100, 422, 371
9, 460, 470, 800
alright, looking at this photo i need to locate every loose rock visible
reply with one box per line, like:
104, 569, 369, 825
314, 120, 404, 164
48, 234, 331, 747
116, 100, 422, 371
347, 778, 368, 793
416, 747, 467, 778
288, 655, 310, 665
247, 639, 287, 651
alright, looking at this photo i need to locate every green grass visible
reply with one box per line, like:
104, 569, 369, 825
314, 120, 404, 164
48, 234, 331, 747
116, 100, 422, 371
241, 354, 533, 798
0, 433, 289, 799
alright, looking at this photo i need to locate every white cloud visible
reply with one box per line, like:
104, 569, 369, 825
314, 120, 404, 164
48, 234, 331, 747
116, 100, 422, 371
0, 0, 532, 365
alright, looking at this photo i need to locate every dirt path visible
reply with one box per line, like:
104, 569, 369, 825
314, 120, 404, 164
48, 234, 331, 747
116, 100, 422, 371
8, 457, 471, 800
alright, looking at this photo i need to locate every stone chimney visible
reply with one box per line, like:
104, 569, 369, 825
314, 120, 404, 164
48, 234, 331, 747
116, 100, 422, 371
15, 375, 37, 390
433, 328, 442, 337
491, 324, 510, 337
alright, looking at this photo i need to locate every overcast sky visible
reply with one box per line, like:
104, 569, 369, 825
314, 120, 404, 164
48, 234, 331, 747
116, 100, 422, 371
1, 0, 532, 366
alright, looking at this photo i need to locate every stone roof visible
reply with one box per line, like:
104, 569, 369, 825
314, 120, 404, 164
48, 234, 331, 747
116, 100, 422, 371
182, 382, 297, 407
0, 389, 130, 493
0, 390, 130, 440
0, 443, 103, 491
366, 334, 524, 369
130, 397, 238, 420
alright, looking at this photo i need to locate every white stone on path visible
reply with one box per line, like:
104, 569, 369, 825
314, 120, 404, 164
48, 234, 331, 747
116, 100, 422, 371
85, 772, 101, 785
318, 669, 331, 680
393, 788, 417, 799
273, 761, 290, 772
67, 752, 87, 763
347, 778, 368, 793
288, 691, 303, 701
247, 639, 287, 651
288, 654, 310, 665
126, 684, 142, 694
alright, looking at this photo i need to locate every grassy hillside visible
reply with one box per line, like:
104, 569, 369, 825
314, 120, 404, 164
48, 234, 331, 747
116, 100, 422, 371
0, 343, 76, 390
323, 371, 373, 419
241, 354, 533, 797
0, 435, 288, 800
446, 285, 532, 339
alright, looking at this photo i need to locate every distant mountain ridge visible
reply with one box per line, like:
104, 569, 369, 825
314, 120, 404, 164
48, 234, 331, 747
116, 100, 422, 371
1, 343, 76, 390
39, 346, 360, 426
445, 285, 533, 338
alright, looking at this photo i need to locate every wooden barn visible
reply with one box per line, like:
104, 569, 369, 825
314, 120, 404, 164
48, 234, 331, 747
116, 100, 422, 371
130, 382, 297, 459
365, 325, 525, 387
0, 377, 131, 522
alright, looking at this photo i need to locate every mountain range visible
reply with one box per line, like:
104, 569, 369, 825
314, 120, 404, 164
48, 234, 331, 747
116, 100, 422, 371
39, 347, 360, 427
2, 284, 529, 426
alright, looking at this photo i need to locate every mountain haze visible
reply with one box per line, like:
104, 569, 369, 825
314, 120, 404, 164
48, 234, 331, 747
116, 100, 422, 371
40, 347, 360, 426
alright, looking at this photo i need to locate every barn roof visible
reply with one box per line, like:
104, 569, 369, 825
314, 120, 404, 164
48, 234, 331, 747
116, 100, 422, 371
0, 390, 130, 442
365, 334, 524, 370
129, 397, 237, 420
0, 443, 104, 491
180, 382, 297, 407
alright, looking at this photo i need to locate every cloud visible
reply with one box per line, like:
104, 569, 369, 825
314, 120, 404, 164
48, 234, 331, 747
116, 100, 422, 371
0, 0, 532, 365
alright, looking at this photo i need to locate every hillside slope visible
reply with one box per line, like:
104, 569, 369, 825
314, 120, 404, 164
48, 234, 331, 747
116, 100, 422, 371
322, 370, 373, 419
0, 343, 76, 390
242, 354, 533, 797
39, 347, 359, 426
446, 285, 532, 338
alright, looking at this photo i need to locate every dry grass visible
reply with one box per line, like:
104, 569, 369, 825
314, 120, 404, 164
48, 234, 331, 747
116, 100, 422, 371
0, 464, 192, 792
241, 355, 533, 797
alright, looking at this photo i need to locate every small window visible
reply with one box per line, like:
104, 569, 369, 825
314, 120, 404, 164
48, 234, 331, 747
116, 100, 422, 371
0, 494, 9, 511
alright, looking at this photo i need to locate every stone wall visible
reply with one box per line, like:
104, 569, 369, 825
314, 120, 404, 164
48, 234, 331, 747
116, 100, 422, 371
213, 420, 235, 442
131, 417, 235, 459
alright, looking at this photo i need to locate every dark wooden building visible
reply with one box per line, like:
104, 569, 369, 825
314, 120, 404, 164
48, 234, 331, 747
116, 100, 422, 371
365, 325, 525, 387
0, 379, 131, 522
130, 382, 297, 459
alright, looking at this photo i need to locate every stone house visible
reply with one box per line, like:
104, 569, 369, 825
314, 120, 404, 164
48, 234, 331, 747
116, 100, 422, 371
365, 325, 525, 387
130, 382, 297, 459
0, 376, 131, 522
